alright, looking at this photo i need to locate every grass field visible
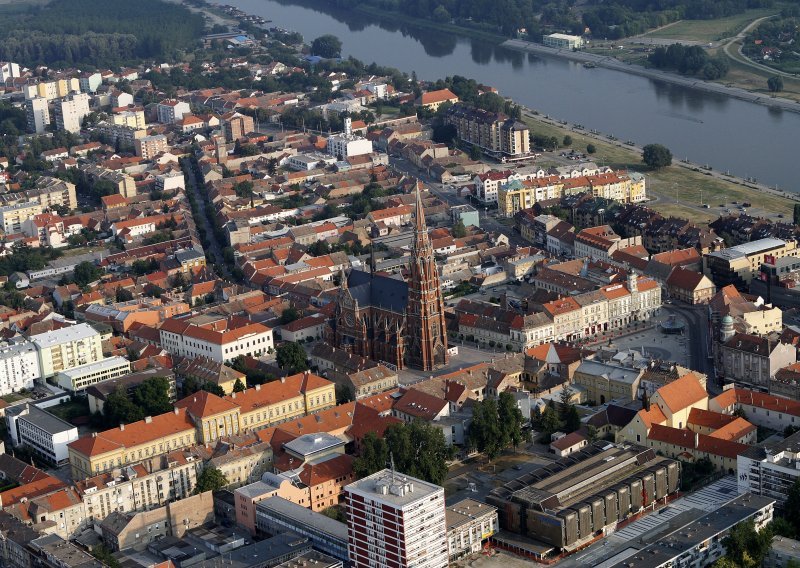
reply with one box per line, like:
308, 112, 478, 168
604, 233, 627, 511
524, 113, 795, 220
642, 9, 776, 43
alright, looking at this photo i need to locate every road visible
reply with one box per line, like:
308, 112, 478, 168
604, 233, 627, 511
180, 159, 231, 279
721, 14, 798, 79
662, 304, 714, 387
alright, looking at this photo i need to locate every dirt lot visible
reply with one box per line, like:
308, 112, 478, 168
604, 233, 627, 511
452, 550, 539, 568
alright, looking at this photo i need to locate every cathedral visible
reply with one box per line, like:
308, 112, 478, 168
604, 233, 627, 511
330, 189, 449, 371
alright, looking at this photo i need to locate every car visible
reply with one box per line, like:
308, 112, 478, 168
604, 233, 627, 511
742, 202, 751, 208
778, 214, 785, 218
513, 465, 523, 470
732, 200, 738, 204
480, 291, 487, 295
719, 204, 725, 207
703, 204, 710, 208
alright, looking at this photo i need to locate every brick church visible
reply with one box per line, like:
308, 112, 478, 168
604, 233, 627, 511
330, 189, 449, 371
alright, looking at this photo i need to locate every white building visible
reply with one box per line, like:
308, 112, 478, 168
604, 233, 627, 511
327, 119, 373, 159
54, 356, 131, 392
0, 340, 41, 397
30, 323, 104, 378
54, 93, 91, 133
78, 72, 102, 94
6, 404, 79, 466
25, 96, 50, 134
0, 62, 20, 82
345, 469, 448, 568
286, 153, 336, 171
157, 99, 191, 124
155, 171, 186, 192
446, 500, 498, 562
738, 430, 800, 506
159, 316, 274, 364
542, 33, 584, 49
0, 201, 43, 234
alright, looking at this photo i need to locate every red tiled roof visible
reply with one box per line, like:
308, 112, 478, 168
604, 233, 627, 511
655, 372, 707, 413
648, 424, 747, 460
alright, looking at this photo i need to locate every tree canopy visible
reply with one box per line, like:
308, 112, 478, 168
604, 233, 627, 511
194, 466, 228, 493
311, 35, 343, 58
468, 392, 526, 460
276, 342, 309, 374
642, 143, 673, 169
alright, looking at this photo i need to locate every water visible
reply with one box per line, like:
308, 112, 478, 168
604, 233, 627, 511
229, 0, 794, 191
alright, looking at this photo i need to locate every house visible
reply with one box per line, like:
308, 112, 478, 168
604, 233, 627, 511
550, 431, 587, 457
418, 89, 459, 111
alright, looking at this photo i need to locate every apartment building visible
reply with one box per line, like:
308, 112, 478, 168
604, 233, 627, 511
54, 93, 90, 133
134, 134, 168, 159
0, 61, 20, 82
738, 429, 800, 505
157, 99, 191, 124
82, 165, 136, 199
28, 176, 78, 210
159, 315, 273, 364
30, 323, 104, 378
445, 103, 530, 158
25, 96, 50, 134
23, 78, 80, 100
78, 72, 101, 94
345, 469, 448, 568
223, 111, 254, 142
111, 109, 146, 129
0, 340, 41, 396
0, 201, 42, 234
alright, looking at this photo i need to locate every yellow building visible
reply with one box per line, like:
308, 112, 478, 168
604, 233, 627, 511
112, 110, 146, 129
67, 372, 335, 480
0, 201, 42, 234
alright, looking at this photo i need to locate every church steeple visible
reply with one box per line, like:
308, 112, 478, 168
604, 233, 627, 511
406, 185, 449, 371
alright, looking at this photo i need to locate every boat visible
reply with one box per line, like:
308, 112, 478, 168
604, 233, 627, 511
583, 62, 597, 68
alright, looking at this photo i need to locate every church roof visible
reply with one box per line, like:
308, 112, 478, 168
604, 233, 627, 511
347, 270, 408, 314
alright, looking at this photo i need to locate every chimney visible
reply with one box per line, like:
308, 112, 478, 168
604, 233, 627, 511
119, 424, 125, 431
174, 408, 179, 415
255, 384, 261, 390
694, 431, 699, 449
280, 376, 285, 383
145, 416, 152, 424
232, 392, 236, 399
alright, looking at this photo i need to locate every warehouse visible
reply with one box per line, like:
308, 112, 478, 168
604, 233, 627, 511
487, 442, 680, 550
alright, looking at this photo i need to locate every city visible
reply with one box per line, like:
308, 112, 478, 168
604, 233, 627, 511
0, 1, 798, 567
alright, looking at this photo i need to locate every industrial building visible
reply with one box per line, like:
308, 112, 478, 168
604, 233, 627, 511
486, 442, 680, 550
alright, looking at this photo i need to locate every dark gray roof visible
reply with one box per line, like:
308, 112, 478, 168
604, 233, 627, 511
347, 270, 407, 313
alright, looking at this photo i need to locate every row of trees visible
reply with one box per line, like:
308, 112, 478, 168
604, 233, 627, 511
648, 44, 730, 79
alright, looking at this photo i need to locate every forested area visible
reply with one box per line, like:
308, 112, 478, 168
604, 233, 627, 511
333, 0, 775, 39
648, 44, 730, 79
0, 0, 205, 67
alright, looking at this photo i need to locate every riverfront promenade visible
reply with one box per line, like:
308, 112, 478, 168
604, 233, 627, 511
503, 38, 800, 115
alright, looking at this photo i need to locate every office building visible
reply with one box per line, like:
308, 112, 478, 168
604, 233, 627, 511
6, 404, 79, 466
134, 134, 168, 159
255, 496, 349, 562
738, 429, 800, 506
54, 93, 91, 133
30, 322, 104, 378
705, 238, 799, 290
25, 96, 50, 134
486, 443, 681, 550
0, 340, 41, 396
345, 469, 448, 568
54, 356, 131, 392
542, 33, 584, 49
159, 315, 273, 364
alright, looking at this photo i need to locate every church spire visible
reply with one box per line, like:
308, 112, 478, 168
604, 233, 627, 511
413, 184, 429, 251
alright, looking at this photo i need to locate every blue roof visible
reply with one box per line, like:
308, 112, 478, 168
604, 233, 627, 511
348, 270, 407, 314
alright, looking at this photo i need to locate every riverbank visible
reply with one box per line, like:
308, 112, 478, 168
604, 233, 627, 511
521, 109, 796, 222
503, 38, 800, 115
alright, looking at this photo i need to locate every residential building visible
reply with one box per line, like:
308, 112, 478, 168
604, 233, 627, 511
54, 93, 90, 133
572, 359, 642, 405
445, 499, 498, 561
157, 99, 191, 124
328, 364, 398, 400
711, 388, 800, 435
666, 266, 716, 304
279, 313, 328, 343
25, 97, 50, 134
738, 429, 800, 506
6, 404, 78, 466
718, 327, 796, 390
0, 511, 40, 568
78, 72, 101, 94
542, 33, 584, 49
159, 315, 274, 363
54, 356, 131, 392
30, 323, 104, 378
0, 62, 20, 82
419, 89, 459, 111
345, 469, 448, 568
175, 357, 244, 395
224, 112, 255, 142
27, 176, 77, 210
705, 238, 799, 290
134, 134, 168, 159
445, 103, 530, 158
486, 443, 680, 550
255, 496, 349, 562
0, 201, 42, 234
81, 165, 136, 199
0, 340, 41, 396
604, 494, 773, 568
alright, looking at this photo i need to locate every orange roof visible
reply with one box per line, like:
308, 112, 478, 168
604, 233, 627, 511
101, 194, 129, 208
687, 407, 735, 430
708, 417, 756, 441
298, 453, 354, 486
655, 372, 707, 414
651, 248, 701, 266
421, 89, 458, 105
0, 475, 66, 506
648, 424, 747, 460
543, 296, 580, 317
227, 372, 331, 412
176, 390, 239, 418
638, 404, 667, 428
711, 389, 737, 409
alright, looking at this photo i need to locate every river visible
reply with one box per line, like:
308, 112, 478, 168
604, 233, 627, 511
228, 0, 794, 191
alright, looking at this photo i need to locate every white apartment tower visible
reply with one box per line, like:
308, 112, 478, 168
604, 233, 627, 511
345, 469, 448, 568
30, 323, 104, 378
26, 97, 50, 134
54, 92, 91, 133
0, 340, 41, 396
0, 62, 20, 82
157, 99, 191, 124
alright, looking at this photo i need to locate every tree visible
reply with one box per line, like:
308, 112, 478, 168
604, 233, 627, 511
311, 34, 342, 58
721, 518, 772, 568
559, 385, 574, 418
562, 135, 573, 146
354, 431, 389, 478
535, 405, 561, 438
385, 421, 451, 485
770, 516, 796, 539
452, 219, 467, 238
336, 383, 354, 405
73, 261, 103, 287
469, 144, 482, 161
115, 287, 134, 302
794, 204, 800, 226
469, 397, 504, 460
233, 378, 246, 393
194, 466, 228, 493
768, 75, 784, 93
565, 406, 582, 433
587, 143, 597, 154
276, 342, 309, 374
132, 377, 173, 416
785, 477, 800, 535
280, 307, 299, 325
104, 386, 144, 426
642, 143, 673, 169
586, 424, 599, 443
498, 391, 526, 451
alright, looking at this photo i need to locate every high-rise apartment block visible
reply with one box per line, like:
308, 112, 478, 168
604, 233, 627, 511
157, 99, 191, 124
135, 134, 168, 159
25, 97, 50, 134
445, 103, 530, 158
54, 93, 91, 133
0, 61, 20, 82
345, 469, 448, 568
